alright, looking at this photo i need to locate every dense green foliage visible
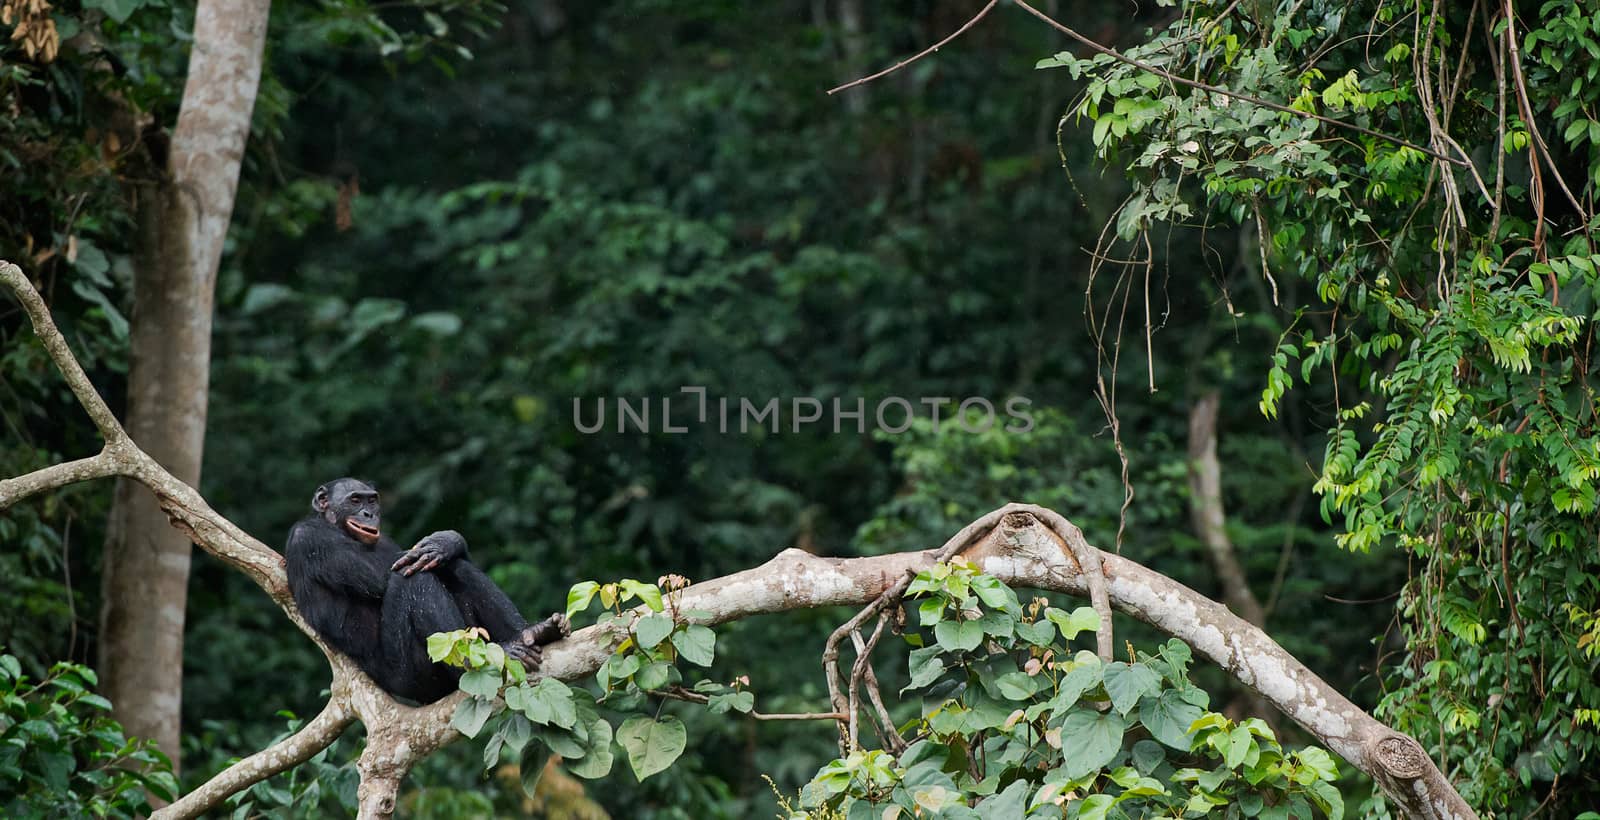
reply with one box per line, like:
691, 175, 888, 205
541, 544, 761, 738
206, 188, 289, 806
5, 0, 1597, 816
793, 565, 1343, 820
0, 650, 176, 817
1052, 0, 1600, 811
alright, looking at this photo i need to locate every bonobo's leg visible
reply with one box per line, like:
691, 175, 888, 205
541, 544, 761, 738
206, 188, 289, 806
437, 561, 569, 669
434, 560, 528, 639
379, 570, 470, 702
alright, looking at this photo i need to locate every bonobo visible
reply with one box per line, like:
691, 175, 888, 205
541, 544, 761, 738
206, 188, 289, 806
285, 477, 568, 703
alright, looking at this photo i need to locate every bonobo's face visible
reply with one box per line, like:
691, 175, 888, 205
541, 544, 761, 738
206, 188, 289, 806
313, 478, 382, 545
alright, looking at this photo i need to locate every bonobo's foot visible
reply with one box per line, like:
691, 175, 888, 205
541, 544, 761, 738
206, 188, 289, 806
529, 612, 571, 644
503, 613, 570, 672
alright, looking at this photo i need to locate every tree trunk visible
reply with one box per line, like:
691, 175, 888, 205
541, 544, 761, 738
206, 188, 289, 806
98, 0, 271, 769
1186, 389, 1267, 626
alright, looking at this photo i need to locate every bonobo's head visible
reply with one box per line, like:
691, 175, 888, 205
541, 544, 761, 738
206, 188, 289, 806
312, 478, 381, 545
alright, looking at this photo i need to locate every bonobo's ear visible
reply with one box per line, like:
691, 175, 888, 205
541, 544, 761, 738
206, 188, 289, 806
312, 485, 330, 512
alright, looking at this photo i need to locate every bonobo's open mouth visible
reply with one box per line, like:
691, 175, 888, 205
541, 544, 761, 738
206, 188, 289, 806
345, 520, 380, 542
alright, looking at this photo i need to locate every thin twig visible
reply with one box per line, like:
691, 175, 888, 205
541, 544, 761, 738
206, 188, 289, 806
1012, 0, 1469, 168
654, 688, 845, 721
1503, 0, 1587, 219
826, 1, 998, 96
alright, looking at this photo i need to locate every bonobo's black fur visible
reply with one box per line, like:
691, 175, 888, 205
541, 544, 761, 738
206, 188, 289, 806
285, 477, 568, 703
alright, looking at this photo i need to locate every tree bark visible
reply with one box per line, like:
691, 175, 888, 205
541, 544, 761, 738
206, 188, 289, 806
1187, 389, 1267, 626
98, 0, 271, 768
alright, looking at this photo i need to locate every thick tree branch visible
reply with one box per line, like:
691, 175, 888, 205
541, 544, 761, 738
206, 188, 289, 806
0, 450, 122, 510
159, 696, 356, 820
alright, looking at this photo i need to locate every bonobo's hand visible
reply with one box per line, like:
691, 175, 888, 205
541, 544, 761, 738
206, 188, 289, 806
390, 530, 466, 576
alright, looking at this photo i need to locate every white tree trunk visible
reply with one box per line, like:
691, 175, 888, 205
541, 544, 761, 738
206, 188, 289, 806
98, 0, 271, 768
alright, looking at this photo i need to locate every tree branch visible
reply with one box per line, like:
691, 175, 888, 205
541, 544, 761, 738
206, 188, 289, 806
825, 0, 998, 96
158, 696, 357, 820
0, 450, 122, 510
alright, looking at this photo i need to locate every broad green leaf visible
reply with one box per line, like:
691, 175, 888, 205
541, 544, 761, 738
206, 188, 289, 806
619, 580, 664, 611
634, 614, 675, 649
636, 661, 672, 690
978, 779, 1029, 820
934, 620, 984, 652
519, 740, 551, 797
1074, 793, 1116, 820
1139, 689, 1205, 750
1102, 661, 1162, 715
566, 718, 616, 779
670, 624, 716, 666
1057, 709, 1126, 779
566, 582, 600, 618
1045, 606, 1101, 641
426, 631, 458, 663
995, 672, 1040, 701
708, 690, 754, 714
904, 646, 945, 692
459, 668, 500, 699
616, 715, 688, 781
451, 696, 494, 738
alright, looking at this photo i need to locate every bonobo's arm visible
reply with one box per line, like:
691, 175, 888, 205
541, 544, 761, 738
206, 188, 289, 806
286, 521, 390, 599
391, 529, 467, 576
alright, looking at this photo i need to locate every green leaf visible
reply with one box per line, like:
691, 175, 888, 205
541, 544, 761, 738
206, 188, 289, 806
1046, 606, 1101, 641
81, 0, 147, 23
460, 668, 501, 699
1308, 780, 1345, 819
1139, 689, 1206, 750
904, 646, 946, 692
1101, 662, 1162, 715
995, 672, 1040, 701
1074, 794, 1116, 820
634, 614, 675, 649
979, 779, 1030, 820
971, 576, 1020, 613
708, 690, 755, 714
537, 726, 585, 758
1224, 724, 1253, 768
1057, 709, 1127, 779
1131, 739, 1165, 774
565, 582, 600, 618
1014, 619, 1056, 646
411, 311, 462, 335
934, 620, 984, 652
636, 661, 672, 690
616, 715, 688, 781
532, 678, 578, 729
566, 718, 616, 779
519, 740, 551, 797
451, 696, 494, 739
619, 580, 664, 611
670, 624, 716, 666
